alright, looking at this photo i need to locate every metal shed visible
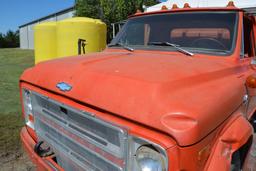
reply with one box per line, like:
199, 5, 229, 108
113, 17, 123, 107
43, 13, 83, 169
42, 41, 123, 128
19, 6, 75, 49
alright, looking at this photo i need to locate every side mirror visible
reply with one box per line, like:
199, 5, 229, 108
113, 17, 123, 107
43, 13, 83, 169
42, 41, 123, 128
251, 57, 256, 65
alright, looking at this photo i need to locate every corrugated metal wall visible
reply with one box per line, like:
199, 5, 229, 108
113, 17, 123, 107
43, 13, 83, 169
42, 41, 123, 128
245, 8, 256, 15
19, 27, 28, 49
28, 24, 36, 49
57, 12, 73, 20
19, 10, 74, 49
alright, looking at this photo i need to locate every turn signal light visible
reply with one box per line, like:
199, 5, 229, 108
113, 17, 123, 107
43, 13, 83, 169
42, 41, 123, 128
172, 4, 179, 9
29, 114, 34, 123
227, 1, 235, 7
136, 9, 142, 14
246, 75, 256, 88
184, 3, 191, 8
161, 5, 168, 10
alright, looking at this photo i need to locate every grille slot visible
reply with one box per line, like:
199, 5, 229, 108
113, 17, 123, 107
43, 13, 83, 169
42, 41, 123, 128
32, 92, 127, 171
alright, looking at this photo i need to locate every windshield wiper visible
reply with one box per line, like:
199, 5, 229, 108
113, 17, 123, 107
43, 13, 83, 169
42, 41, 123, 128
148, 41, 194, 56
108, 43, 134, 52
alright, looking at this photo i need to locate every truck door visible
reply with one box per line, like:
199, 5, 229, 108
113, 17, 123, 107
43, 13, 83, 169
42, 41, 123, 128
243, 15, 256, 119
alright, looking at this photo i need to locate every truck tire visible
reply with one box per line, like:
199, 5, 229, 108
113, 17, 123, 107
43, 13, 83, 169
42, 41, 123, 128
230, 151, 241, 171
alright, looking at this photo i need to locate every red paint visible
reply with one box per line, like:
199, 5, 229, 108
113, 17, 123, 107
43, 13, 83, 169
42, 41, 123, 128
19, 7, 256, 171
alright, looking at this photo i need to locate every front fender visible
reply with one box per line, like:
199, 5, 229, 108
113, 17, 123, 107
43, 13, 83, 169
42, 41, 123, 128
204, 116, 253, 171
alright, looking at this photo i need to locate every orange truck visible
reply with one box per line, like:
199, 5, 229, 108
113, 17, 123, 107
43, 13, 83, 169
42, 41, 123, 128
20, 3, 256, 171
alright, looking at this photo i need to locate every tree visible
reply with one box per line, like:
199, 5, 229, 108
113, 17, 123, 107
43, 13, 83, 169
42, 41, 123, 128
0, 30, 19, 48
0, 33, 5, 48
5, 30, 19, 47
75, 0, 158, 42
75, 0, 101, 19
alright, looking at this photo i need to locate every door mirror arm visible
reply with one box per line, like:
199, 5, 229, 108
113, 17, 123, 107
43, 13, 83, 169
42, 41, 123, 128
251, 57, 256, 65
250, 57, 256, 70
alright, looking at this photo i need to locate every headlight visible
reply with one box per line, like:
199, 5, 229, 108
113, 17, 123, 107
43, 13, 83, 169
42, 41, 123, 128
128, 136, 168, 171
136, 146, 167, 171
22, 89, 34, 129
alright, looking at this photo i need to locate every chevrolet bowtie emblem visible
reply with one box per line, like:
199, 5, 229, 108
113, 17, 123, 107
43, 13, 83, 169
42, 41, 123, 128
56, 82, 72, 92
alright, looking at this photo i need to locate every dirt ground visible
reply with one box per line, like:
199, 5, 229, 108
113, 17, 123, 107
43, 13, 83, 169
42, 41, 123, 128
0, 49, 35, 171
0, 149, 36, 171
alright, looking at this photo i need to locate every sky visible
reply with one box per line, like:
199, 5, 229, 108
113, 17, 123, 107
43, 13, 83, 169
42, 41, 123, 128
0, 0, 74, 34
0, 0, 167, 34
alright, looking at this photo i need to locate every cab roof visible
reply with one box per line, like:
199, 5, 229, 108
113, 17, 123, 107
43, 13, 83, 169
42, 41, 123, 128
147, 0, 256, 11
130, 7, 244, 18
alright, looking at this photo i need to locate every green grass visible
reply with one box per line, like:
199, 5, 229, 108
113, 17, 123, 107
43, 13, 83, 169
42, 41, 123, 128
0, 48, 34, 160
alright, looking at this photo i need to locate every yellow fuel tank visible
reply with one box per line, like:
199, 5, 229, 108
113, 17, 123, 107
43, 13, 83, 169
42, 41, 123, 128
34, 22, 57, 64
56, 17, 107, 57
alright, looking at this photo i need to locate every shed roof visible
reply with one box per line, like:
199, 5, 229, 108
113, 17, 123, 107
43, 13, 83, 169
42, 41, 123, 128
19, 6, 74, 28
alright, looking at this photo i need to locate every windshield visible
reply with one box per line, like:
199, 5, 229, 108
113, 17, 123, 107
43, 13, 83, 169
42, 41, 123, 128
111, 12, 238, 55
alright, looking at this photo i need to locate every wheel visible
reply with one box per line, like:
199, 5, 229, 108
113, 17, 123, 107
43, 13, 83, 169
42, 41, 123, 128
190, 38, 226, 50
230, 151, 241, 171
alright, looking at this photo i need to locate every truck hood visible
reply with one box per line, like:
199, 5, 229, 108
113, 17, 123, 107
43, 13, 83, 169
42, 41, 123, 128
21, 51, 246, 146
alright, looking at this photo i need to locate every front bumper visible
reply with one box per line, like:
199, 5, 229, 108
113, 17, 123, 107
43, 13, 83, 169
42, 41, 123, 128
20, 127, 63, 171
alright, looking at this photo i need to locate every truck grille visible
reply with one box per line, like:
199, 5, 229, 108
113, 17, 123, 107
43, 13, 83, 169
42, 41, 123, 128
31, 92, 128, 171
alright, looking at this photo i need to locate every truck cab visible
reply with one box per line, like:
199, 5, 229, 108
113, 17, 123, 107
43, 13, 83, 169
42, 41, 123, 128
20, 4, 256, 171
